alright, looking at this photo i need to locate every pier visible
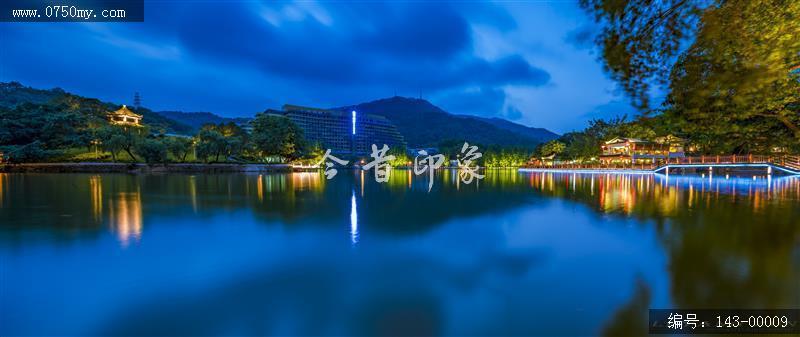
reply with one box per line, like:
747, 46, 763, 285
521, 155, 800, 175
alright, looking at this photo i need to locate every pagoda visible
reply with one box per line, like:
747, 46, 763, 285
108, 105, 143, 127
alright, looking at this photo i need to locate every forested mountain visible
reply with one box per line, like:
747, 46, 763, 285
335, 96, 558, 148
155, 111, 251, 132
0, 82, 192, 135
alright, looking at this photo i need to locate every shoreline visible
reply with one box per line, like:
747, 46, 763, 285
0, 163, 523, 174
0, 162, 296, 174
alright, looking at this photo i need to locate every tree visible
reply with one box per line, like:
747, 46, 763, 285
560, 132, 600, 162
388, 146, 411, 167
195, 129, 228, 163
97, 126, 143, 162
165, 137, 193, 162
136, 138, 168, 164
250, 114, 306, 162
579, 0, 704, 110
541, 140, 567, 157
104, 135, 127, 162
582, 0, 800, 151
0, 141, 48, 163
666, 0, 800, 151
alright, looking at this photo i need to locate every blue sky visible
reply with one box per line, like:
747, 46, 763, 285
0, 1, 639, 133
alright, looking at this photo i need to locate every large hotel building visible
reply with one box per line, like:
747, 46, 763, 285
263, 104, 406, 156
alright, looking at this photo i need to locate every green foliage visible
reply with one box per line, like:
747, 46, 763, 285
96, 125, 144, 162
666, 0, 800, 153
579, 0, 702, 110
195, 129, 228, 163
581, 0, 800, 153
104, 135, 128, 162
136, 138, 168, 164
388, 146, 411, 167
540, 140, 567, 156
250, 114, 306, 162
559, 132, 600, 161
291, 142, 326, 166
535, 115, 664, 162
165, 137, 194, 162
482, 147, 532, 167
0, 82, 193, 135
0, 103, 91, 149
0, 141, 49, 163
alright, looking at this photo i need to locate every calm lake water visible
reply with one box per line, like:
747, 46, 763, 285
1, 170, 799, 336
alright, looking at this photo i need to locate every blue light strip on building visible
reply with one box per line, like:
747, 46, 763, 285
352, 110, 356, 135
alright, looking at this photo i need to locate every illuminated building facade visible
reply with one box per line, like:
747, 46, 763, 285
265, 104, 406, 156
600, 136, 686, 164
108, 105, 143, 127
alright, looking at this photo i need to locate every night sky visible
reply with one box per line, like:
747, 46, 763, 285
0, 1, 642, 133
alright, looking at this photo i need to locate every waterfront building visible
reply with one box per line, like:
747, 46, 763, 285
108, 105, 143, 127
600, 136, 686, 164
407, 147, 439, 157
265, 104, 406, 156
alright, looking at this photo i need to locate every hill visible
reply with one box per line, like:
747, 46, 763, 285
335, 96, 558, 148
155, 111, 251, 132
464, 116, 558, 144
0, 82, 193, 135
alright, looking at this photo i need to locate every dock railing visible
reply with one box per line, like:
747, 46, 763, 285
524, 155, 800, 171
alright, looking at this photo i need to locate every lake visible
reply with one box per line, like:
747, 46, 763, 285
1, 170, 799, 336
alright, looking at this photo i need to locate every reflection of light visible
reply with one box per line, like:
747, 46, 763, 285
0, 173, 5, 205
350, 190, 358, 245
110, 192, 142, 247
189, 175, 198, 212
257, 174, 263, 202
352, 110, 356, 135
89, 176, 103, 222
291, 172, 322, 191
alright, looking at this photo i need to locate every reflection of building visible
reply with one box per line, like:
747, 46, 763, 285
89, 176, 103, 222
600, 137, 686, 164
264, 104, 405, 156
109, 192, 142, 247
108, 105, 143, 127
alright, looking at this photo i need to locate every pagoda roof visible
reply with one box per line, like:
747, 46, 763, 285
109, 105, 143, 118
604, 137, 648, 145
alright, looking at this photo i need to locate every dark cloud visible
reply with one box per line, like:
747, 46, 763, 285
504, 106, 523, 120
0, 1, 553, 121
564, 24, 596, 50
435, 87, 506, 116
457, 3, 518, 31
133, 2, 549, 90
351, 3, 472, 60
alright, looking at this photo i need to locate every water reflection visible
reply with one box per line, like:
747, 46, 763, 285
1, 171, 798, 335
350, 190, 358, 246
109, 191, 142, 247
0, 173, 6, 206
89, 175, 103, 222
521, 171, 800, 312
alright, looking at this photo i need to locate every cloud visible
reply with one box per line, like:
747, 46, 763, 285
434, 87, 506, 117
582, 98, 638, 120
3, 0, 634, 132
564, 24, 596, 50
504, 106, 523, 120
128, 2, 549, 91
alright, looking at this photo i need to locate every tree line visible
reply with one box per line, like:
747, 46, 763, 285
0, 102, 317, 164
